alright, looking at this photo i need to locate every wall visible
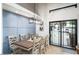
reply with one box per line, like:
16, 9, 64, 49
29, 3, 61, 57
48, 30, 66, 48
35, 3, 48, 36
36, 3, 79, 45
3, 10, 36, 54
17, 3, 36, 14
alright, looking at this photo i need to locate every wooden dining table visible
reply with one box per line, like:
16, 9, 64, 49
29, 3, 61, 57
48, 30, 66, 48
14, 39, 33, 51
13, 37, 41, 52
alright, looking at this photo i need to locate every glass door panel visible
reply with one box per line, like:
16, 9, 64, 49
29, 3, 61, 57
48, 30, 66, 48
62, 21, 77, 49
50, 22, 60, 46
62, 21, 73, 48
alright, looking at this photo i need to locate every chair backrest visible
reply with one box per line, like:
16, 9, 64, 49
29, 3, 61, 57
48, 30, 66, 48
20, 34, 30, 40
23, 35, 29, 40
8, 36, 18, 49
39, 37, 46, 54
18, 34, 25, 41
40, 39, 45, 45
32, 37, 40, 54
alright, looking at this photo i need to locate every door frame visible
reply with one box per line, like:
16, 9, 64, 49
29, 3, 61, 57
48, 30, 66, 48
49, 19, 77, 50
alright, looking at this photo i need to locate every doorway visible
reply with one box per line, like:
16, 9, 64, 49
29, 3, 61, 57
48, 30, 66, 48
49, 19, 77, 49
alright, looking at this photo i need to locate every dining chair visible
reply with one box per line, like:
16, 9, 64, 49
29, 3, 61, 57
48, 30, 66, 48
44, 35, 49, 52
8, 36, 20, 54
32, 37, 40, 54
23, 35, 28, 40
19, 34, 25, 41
39, 37, 46, 54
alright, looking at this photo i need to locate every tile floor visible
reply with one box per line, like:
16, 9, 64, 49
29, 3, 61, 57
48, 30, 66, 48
45, 45, 76, 54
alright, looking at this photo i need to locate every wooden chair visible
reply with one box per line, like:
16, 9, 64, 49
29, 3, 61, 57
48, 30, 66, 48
32, 37, 40, 54
44, 35, 49, 52
39, 38, 46, 54
8, 36, 20, 54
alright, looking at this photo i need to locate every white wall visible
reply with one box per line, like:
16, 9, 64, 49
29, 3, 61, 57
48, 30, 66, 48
36, 3, 79, 45
36, 3, 48, 36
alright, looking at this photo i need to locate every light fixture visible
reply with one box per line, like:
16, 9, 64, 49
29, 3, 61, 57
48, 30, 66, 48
29, 17, 43, 25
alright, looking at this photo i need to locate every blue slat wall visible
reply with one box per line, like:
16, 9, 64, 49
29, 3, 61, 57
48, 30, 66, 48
3, 10, 36, 54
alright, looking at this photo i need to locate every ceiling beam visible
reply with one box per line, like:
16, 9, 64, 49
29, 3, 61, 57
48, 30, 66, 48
49, 4, 77, 13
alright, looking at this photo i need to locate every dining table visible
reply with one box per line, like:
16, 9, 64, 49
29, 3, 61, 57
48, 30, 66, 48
14, 39, 33, 51
13, 36, 42, 53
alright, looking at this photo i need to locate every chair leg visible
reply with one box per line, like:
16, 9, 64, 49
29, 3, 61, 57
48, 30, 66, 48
40, 48, 45, 54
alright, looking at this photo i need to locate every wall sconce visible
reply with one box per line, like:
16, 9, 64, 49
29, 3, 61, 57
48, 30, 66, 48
29, 17, 43, 25
29, 17, 35, 24
39, 21, 44, 31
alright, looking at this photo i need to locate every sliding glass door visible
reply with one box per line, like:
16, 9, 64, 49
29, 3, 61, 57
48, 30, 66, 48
49, 20, 77, 49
